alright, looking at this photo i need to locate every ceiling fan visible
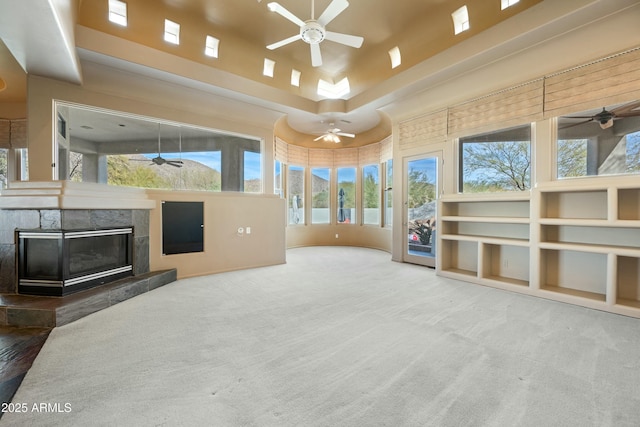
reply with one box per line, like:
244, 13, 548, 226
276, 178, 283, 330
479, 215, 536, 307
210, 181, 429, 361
266, 0, 364, 67
313, 123, 355, 143
561, 101, 640, 130
131, 124, 184, 167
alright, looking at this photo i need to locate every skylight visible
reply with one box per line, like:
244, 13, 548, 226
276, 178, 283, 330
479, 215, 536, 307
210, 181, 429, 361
205, 35, 219, 58
389, 46, 401, 69
291, 69, 301, 87
501, 0, 520, 10
164, 19, 180, 45
108, 0, 127, 27
452, 5, 470, 35
263, 58, 276, 77
317, 77, 350, 99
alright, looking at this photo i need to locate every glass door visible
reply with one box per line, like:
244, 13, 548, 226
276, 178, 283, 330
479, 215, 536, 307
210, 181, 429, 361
404, 153, 440, 268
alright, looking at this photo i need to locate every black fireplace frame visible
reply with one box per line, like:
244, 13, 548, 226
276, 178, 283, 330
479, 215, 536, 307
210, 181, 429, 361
17, 227, 134, 296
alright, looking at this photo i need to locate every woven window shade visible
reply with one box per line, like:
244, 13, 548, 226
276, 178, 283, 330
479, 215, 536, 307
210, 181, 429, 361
544, 48, 640, 118
0, 120, 9, 149
308, 148, 334, 167
10, 120, 27, 148
274, 137, 288, 163
333, 148, 358, 167
448, 79, 544, 137
399, 110, 447, 148
358, 142, 380, 166
379, 136, 392, 162
287, 144, 308, 166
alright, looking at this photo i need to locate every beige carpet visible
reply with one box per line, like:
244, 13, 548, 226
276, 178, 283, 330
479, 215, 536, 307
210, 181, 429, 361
3, 246, 640, 426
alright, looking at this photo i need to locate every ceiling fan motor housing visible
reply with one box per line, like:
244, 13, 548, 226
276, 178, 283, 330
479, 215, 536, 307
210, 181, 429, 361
301, 21, 325, 44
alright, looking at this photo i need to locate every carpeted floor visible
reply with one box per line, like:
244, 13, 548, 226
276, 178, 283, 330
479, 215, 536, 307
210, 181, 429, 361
3, 246, 640, 426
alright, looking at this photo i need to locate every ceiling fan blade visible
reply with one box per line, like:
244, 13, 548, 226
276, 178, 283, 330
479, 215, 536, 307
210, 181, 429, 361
310, 43, 322, 67
559, 118, 594, 129
317, 0, 349, 26
267, 2, 305, 27
612, 101, 640, 117
324, 31, 363, 48
267, 34, 301, 50
167, 161, 183, 168
336, 132, 355, 138
313, 134, 326, 141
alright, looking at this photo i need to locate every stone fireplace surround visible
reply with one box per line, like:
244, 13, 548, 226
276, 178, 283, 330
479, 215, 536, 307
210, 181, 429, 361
0, 181, 156, 295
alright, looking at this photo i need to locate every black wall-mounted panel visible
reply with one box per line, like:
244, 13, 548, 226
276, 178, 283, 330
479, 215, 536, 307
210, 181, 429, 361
162, 201, 204, 255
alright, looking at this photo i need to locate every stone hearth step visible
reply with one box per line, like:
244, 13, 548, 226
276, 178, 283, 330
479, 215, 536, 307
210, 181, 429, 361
0, 270, 177, 328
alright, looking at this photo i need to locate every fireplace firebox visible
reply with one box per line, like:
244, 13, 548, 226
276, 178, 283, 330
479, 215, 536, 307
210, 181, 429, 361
17, 227, 134, 296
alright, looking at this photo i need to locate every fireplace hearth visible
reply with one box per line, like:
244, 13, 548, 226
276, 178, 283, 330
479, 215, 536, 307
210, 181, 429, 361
17, 227, 134, 296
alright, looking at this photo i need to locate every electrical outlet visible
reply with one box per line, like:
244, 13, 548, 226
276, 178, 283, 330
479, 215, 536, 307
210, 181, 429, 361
246, 227, 251, 234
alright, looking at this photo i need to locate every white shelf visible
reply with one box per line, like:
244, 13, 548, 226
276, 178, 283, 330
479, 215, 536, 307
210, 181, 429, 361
441, 234, 529, 247
538, 242, 640, 257
441, 216, 530, 224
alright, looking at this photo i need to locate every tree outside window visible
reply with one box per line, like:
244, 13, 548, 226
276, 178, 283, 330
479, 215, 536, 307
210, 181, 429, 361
337, 167, 356, 223
460, 125, 531, 193
362, 164, 380, 225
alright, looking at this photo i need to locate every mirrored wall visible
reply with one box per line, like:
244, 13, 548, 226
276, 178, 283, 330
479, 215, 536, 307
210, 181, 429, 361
55, 102, 262, 192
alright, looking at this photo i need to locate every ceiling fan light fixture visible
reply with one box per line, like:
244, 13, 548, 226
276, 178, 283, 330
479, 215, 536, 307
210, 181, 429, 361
301, 21, 325, 44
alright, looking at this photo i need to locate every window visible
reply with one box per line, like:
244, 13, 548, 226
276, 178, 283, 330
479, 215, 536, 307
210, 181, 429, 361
557, 100, 640, 179
388, 46, 401, 69
291, 69, 301, 87
56, 103, 260, 193
164, 19, 180, 45
501, 0, 520, 10
452, 5, 470, 35
263, 58, 275, 77
384, 159, 393, 227
288, 165, 304, 225
362, 164, 380, 225
244, 151, 261, 193
205, 35, 219, 58
108, 0, 127, 27
0, 149, 7, 189
337, 167, 356, 223
311, 168, 330, 224
274, 160, 283, 197
459, 124, 531, 192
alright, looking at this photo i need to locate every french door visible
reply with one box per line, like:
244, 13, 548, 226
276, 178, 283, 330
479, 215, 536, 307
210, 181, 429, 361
404, 152, 441, 268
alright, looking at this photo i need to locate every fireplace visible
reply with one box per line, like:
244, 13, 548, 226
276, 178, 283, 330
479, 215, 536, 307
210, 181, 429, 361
17, 227, 134, 296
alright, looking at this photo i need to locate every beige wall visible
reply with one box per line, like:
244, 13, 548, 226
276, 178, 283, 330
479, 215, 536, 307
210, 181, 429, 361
147, 190, 286, 279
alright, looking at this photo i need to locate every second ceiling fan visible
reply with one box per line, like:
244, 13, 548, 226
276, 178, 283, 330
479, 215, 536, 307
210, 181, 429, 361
266, 0, 363, 67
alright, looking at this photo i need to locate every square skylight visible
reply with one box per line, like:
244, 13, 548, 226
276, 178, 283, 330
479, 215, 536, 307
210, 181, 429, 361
164, 19, 180, 45
452, 5, 470, 35
205, 35, 219, 58
291, 69, 301, 87
317, 77, 350, 99
501, 0, 520, 10
263, 58, 276, 77
108, 0, 127, 27
389, 46, 401, 69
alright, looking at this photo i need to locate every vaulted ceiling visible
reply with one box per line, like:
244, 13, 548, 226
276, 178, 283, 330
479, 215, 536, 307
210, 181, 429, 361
0, 0, 638, 146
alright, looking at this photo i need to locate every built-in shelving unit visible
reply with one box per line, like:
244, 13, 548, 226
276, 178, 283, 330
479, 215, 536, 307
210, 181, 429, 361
437, 183, 640, 318
439, 194, 531, 292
